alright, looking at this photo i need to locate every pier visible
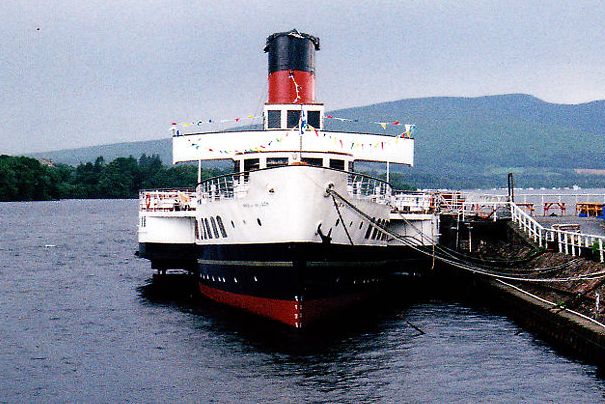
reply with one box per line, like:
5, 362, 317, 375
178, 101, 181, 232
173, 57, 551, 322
435, 190, 605, 364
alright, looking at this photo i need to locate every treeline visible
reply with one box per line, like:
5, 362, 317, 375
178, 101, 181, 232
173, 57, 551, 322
0, 154, 224, 201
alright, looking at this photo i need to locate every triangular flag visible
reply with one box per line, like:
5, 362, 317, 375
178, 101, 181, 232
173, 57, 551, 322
380, 123, 387, 130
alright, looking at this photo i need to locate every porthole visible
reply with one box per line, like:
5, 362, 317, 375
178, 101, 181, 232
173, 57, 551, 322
231, 220, 235, 228
359, 222, 364, 229
257, 218, 262, 226
335, 218, 340, 227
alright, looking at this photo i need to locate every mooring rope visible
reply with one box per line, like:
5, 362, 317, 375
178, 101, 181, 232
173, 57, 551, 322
326, 188, 605, 283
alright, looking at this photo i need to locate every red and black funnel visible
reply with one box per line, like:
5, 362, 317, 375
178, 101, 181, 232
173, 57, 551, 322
264, 29, 320, 104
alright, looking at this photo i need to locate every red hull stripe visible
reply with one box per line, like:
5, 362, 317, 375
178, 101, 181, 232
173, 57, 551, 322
267, 70, 315, 104
200, 284, 300, 327
200, 284, 370, 328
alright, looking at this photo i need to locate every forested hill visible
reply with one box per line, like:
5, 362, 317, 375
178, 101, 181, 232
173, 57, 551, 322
29, 94, 605, 188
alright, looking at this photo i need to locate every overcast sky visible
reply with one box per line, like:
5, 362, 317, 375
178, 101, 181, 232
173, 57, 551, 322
2, 0, 604, 154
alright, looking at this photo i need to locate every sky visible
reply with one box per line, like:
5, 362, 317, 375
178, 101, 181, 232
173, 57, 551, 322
2, 0, 605, 155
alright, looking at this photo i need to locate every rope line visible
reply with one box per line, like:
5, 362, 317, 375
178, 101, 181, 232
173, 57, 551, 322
326, 188, 605, 283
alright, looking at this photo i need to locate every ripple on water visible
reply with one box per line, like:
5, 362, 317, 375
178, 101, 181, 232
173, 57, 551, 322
0, 199, 604, 402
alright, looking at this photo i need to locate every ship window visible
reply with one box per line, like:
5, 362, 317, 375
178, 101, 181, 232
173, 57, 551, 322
267, 110, 281, 128
266, 157, 288, 168
287, 110, 301, 128
348, 161, 354, 172
364, 219, 375, 239
200, 219, 207, 239
301, 157, 322, 167
204, 218, 212, 239
329, 159, 345, 170
372, 226, 379, 240
216, 216, 228, 238
307, 110, 320, 128
244, 158, 260, 172
195, 220, 200, 239
210, 217, 220, 238
233, 160, 240, 173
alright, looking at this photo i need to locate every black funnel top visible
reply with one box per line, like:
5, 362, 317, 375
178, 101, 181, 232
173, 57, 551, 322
264, 29, 320, 74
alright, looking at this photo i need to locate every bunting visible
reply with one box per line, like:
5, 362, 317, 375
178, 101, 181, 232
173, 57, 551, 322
184, 127, 413, 155
170, 114, 262, 131
323, 115, 415, 137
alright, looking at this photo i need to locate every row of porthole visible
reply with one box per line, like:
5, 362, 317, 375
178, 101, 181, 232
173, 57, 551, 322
200, 274, 259, 283
198, 216, 228, 240
200, 273, 379, 286
364, 218, 389, 241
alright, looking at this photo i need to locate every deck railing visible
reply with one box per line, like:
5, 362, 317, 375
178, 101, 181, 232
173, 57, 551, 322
198, 166, 393, 203
390, 192, 432, 213
346, 173, 392, 203
199, 173, 249, 202
139, 189, 196, 212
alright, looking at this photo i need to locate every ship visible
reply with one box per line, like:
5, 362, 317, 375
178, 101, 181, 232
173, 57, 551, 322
138, 29, 438, 328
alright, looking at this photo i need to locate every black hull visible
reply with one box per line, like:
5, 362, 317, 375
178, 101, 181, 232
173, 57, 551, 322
198, 242, 429, 327
138, 242, 198, 271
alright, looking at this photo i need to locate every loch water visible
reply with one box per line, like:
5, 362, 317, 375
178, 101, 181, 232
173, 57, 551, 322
1, 199, 604, 402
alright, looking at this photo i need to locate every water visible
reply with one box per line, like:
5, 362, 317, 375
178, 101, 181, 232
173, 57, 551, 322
1, 199, 604, 402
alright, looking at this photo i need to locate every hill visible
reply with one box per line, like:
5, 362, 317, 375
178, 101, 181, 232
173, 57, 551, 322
29, 94, 605, 188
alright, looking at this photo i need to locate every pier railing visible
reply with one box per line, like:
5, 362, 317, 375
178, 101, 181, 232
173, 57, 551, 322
139, 189, 196, 212
509, 201, 605, 262
447, 195, 605, 263
487, 192, 605, 217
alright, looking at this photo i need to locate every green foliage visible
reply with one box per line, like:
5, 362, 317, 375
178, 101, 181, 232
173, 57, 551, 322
0, 154, 224, 201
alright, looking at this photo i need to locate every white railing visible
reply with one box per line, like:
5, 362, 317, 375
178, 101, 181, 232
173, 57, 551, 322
460, 200, 511, 222
198, 168, 393, 204
509, 201, 605, 262
432, 191, 465, 212
390, 192, 432, 213
139, 189, 196, 212
347, 173, 392, 203
199, 173, 250, 202
495, 192, 605, 217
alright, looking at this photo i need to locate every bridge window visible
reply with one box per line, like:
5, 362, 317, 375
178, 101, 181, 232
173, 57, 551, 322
287, 110, 301, 128
267, 157, 288, 168
244, 158, 260, 172
301, 157, 322, 167
329, 159, 345, 170
307, 110, 320, 128
267, 110, 281, 128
